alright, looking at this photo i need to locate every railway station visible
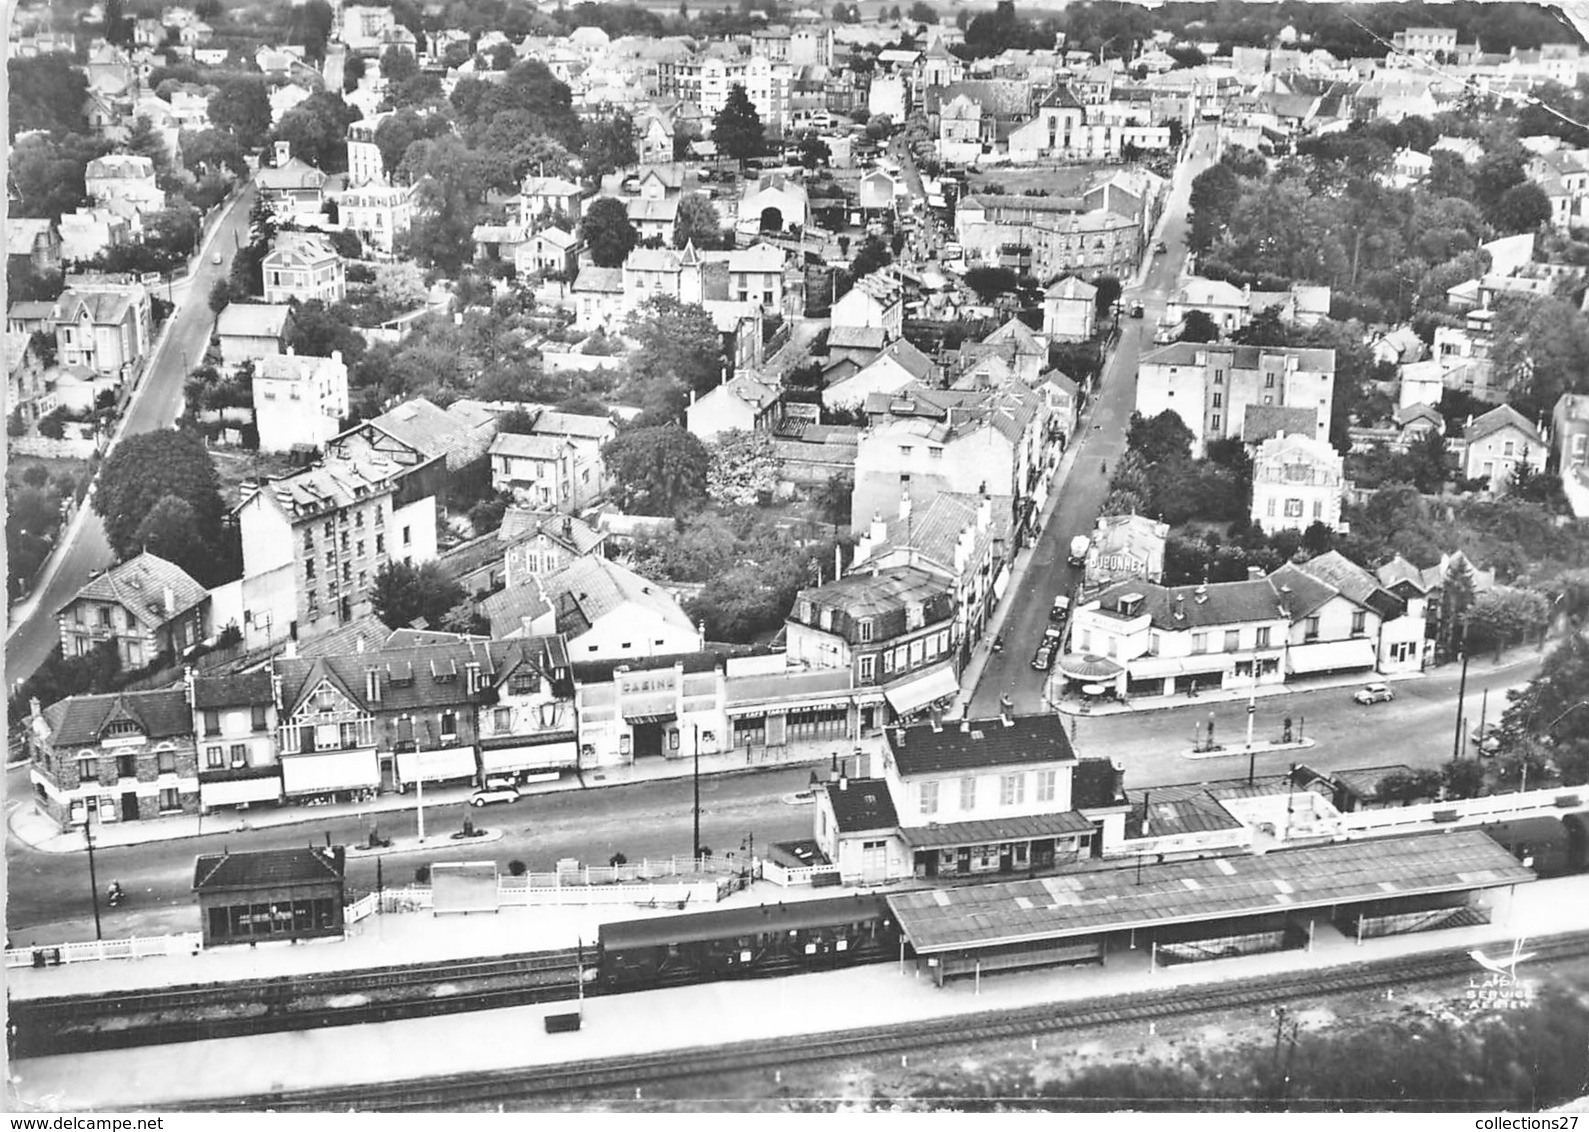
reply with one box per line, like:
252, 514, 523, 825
886, 830, 1536, 986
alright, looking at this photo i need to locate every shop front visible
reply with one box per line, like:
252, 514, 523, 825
199, 768, 284, 812
279, 748, 381, 802
394, 745, 479, 792
904, 812, 1095, 878
882, 662, 960, 721
479, 732, 580, 785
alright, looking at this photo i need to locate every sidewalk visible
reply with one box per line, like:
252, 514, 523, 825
7, 737, 863, 855
1054, 642, 1546, 718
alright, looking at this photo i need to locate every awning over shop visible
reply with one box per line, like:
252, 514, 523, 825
622, 694, 677, 725
901, 811, 1096, 850
1286, 638, 1376, 675
280, 749, 380, 796
199, 774, 283, 807
883, 662, 960, 715
1056, 653, 1124, 681
992, 564, 1011, 601
1128, 654, 1231, 679
396, 745, 478, 787
480, 739, 579, 775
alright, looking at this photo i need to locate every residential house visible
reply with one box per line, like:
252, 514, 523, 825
822, 337, 932, 410
339, 4, 399, 54
327, 397, 499, 516
786, 566, 959, 718
570, 266, 625, 331
344, 116, 387, 187
7, 218, 63, 274
1459, 404, 1547, 492
1085, 513, 1169, 590
474, 636, 580, 785
515, 227, 580, 278
1040, 369, 1079, 442
831, 271, 904, 339
1552, 392, 1589, 516
1136, 342, 1336, 457
501, 508, 607, 587
27, 278, 153, 378
1165, 277, 1249, 337
1289, 551, 1424, 674
27, 688, 200, 828
253, 349, 350, 453
687, 370, 783, 440
489, 555, 700, 660
57, 552, 210, 668
627, 196, 679, 245
954, 194, 1144, 282
337, 182, 415, 253
58, 207, 134, 264
84, 154, 165, 216
515, 176, 584, 226
1250, 432, 1344, 535
1041, 275, 1097, 342
215, 303, 295, 368
7, 332, 54, 426
189, 670, 283, 813
255, 141, 329, 223
262, 232, 346, 306
486, 411, 613, 511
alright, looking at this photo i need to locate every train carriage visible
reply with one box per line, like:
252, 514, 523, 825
598, 894, 897, 992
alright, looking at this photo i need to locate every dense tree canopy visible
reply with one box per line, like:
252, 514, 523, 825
273, 92, 361, 172
712, 83, 765, 166
602, 425, 711, 516
8, 54, 89, 136
93, 430, 226, 572
581, 196, 637, 267
371, 560, 466, 629
208, 78, 274, 149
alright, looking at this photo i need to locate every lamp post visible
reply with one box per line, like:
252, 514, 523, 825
693, 722, 701, 860
1451, 620, 1470, 762
83, 811, 104, 941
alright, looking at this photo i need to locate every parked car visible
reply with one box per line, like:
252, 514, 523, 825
1032, 642, 1056, 671
469, 786, 522, 807
1068, 535, 1090, 567
211, 251, 223, 265
1154, 241, 1168, 254
1470, 724, 1504, 755
1050, 594, 1071, 623
1130, 302, 1145, 318
1353, 683, 1395, 705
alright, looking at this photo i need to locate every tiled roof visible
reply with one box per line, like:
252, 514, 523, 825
796, 565, 951, 619
572, 266, 624, 293
887, 714, 1076, 777
276, 639, 511, 716
824, 777, 899, 833
627, 197, 679, 222
490, 432, 568, 460
42, 688, 193, 746
1140, 342, 1337, 373
191, 671, 274, 710
193, 847, 344, 891
1091, 577, 1290, 632
264, 233, 338, 268
255, 157, 328, 191
215, 303, 293, 339
248, 456, 402, 520
542, 556, 695, 637
1465, 403, 1543, 446
1241, 403, 1317, 444
862, 491, 1012, 575
65, 552, 208, 629
369, 397, 492, 468
1296, 550, 1405, 619
827, 325, 887, 351
862, 337, 932, 381
531, 410, 614, 441
499, 507, 605, 554
1265, 562, 1340, 619
481, 581, 554, 637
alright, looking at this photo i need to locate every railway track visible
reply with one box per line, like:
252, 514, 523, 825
12, 949, 585, 1058
171, 929, 1589, 1112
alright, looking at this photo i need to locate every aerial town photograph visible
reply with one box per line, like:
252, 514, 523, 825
4, 0, 1589, 1115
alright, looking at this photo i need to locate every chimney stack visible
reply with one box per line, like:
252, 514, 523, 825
977, 494, 991, 532
184, 665, 197, 710
898, 488, 912, 523
164, 585, 176, 615
365, 666, 382, 703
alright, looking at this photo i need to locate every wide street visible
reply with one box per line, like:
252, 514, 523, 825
4, 184, 258, 692
5, 646, 1536, 945
968, 125, 1220, 718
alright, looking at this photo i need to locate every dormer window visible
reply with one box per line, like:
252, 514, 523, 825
906, 603, 924, 630
858, 618, 874, 642
103, 719, 141, 739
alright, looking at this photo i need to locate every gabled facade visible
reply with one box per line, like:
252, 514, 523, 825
262, 233, 346, 306
786, 565, 957, 694
57, 552, 210, 668
190, 670, 283, 813
253, 349, 350, 453
1459, 404, 1546, 491
1250, 431, 1344, 535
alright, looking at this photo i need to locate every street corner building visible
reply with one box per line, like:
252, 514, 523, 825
193, 845, 347, 947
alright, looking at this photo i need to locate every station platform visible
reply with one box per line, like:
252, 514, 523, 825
6, 879, 848, 1001
10, 874, 1587, 1112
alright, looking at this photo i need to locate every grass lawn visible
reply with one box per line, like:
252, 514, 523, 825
5, 453, 90, 493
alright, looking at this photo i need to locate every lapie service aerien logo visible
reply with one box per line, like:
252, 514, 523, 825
1463, 937, 1537, 1012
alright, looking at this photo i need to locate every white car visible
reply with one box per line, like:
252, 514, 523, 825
469, 787, 521, 807
1353, 683, 1395, 705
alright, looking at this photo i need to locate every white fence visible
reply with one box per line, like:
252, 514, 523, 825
1341, 786, 1585, 836
374, 878, 720, 911
4, 933, 202, 969
345, 891, 379, 924
761, 859, 842, 887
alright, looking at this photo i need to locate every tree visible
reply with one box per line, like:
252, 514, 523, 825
1126, 410, 1194, 466
130, 495, 216, 584
8, 54, 89, 136
208, 79, 274, 149
817, 472, 854, 528
93, 430, 225, 564
1464, 588, 1551, 658
1491, 182, 1553, 234
581, 196, 637, 267
180, 128, 247, 180
673, 193, 723, 249
370, 560, 466, 628
1490, 294, 1589, 420
1092, 275, 1122, 321
602, 425, 711, 516
713, 83, 765, 168
374, 108, 451, 179
798, 132, 831, 169
625, 295, 725, 399
273, 92, 360, 172
908, 0, 936, 20
706, 430, 779, 505
286, 301, 366, 365
850, 236, 892, 278
1179, 309, 1220, 342
380, 46, 418, 83
963, 265, 1017, 301
582, 110, 638, 177
9, 133, 108, 219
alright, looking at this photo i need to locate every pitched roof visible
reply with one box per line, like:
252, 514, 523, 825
862, 336, 932, 381
193, 847, 344, 892
887, 714, 1076, 776
489, 432, 568, 460
1295, 550, 1405, 619
541, 556, 695, 638
796, 565, 952, 619
41, 688, 194, 746
244, 456, 403, 520
255, 156, 328, 191
1090, 577, 1290, 632
368, 397, 489, 467
1241, 403, 1317, 444
215, 303, 294, 339
571, 266, 624, 293
1465, 403, 1543, 446
64, 552, 208, 628
827, 325, 888, 351
1140, 342, 1337, 373
824, 777, 899, 833
499, 507, 605, 554
191, 671, 274, 710
481, 580, 555, 637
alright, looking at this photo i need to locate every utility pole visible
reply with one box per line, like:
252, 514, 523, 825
693, 722, 701, 859
1452, 622, 1470, 762
84, 818, 103, 941
416, 767, 426, 844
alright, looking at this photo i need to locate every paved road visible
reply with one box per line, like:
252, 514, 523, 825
5, 761, 821, 944
969, 128, 1219, 717
4, 185, 257, 692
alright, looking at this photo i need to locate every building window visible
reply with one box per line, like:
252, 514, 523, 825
228, 743, 246, 767
206, 746, 224, 768
858, 618, 873, 642
1212, 392, 1222, 408
1284, 499, 1303, 518
1265, 373, 1276, 388
1212, 414, 1221, 431
159, 788, 180, 812
1213, 369, 1223, 384
1001, 773, 1025, 806
376, 534, 385, 554
78, 756, 98, 784
960, 775, 976, 811
440, 710, 458, 739
858, 654, 875, 681
1305, 615, 1320, 641
1313, 499, 1323, 519
1223, 629, 1238, 652
403, 525, 412, 546
1256, 626, 1271, 649
493, 707, 512, 730
251, 704, 268, 731
156, 749, 177, 774
203, 710, 221, 736
1036, 769, 1056, 803
1351, 610, 1367, 636
1193, 632, 1207, 654
919, 780, 938, 815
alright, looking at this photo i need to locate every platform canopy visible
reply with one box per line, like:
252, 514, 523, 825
887, 830, 1534, 955
1056, 653, 1123, 681
901, 811, 1095, 850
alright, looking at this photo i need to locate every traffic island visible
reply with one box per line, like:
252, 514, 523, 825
1182, 738, 1318, 761
346, 827, 506, 858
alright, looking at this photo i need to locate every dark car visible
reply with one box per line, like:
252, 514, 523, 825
1130, 302, 1145, 318
1031, 642, 1056, 671
1154, 241, 1168, 254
